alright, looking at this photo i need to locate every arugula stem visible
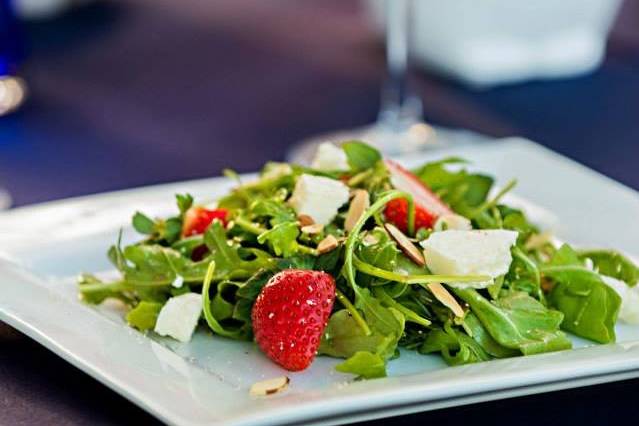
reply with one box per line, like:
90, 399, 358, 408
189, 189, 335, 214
334, 288, 370, 335
539, 265, 596, 274
406, 195, 415, 236
297, 245, 319, 256
341, 190, 422, 335
353, 255, 490, 284
235, 217, 318, 256
234, 217, 265, 235
372, 287, 431, 327
347, 169, 374, 187
79, 281, 129, 293
471, 179, 517, 218
512, 246, 542, 300
201, 261, 244, 338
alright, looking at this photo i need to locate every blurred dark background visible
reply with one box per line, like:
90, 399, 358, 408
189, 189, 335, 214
1, 0, 638, 207
1, 0, 639, 425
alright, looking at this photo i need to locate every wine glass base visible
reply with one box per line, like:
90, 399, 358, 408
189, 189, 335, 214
286, 123, 492, 165
0, 187, 12, 210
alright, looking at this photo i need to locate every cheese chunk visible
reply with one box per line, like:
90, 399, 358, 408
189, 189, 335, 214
311, 142, 350, 171
420, 230, 518, 288
601, 275, 639, 324
154, 293, 202, 342
288, 174, 349, 225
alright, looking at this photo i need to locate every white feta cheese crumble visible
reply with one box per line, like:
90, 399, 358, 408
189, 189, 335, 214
420, 230, 518, 288
288, 174, 349, 225
601, 275, 639, 324
311, 142, 350, 171
154, 293, 202, 342
261, 163, 293, 180
171, 274, 184, 288
433, 214, 472, 231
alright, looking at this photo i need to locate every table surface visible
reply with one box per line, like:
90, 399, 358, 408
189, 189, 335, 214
1, 0, 639, 425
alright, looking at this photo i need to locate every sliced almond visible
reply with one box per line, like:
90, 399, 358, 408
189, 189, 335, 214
384, 223, 425, 266
297, 214, 315, 227
344, 189, 370, 232
362, 233, 380, 246
427, 283, 464, 317
249, 376, 290, 396
524, 231, 553, 251
301, 223, 324, 234
317, 234, 339, 254
541, 278, 554, 293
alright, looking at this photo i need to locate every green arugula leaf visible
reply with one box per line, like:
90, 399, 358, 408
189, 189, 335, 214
342, 141, 382, 171
342, 190, 415, 335
277, 255, 315, 270
119, 244, 210, 286
355, 227, 399, 286
335, 351, 387, 379
201, 262, 251, 340
463, 312, 518, 358
175, 193, 194, 216
373, 287, 431, 327
454, 288, 571, 355
132, 212, 156, 235
211, 280, 239, 321
499, 205, 538, 241
413, 157, 493, 211
164, 217, 182, 242
126, 301, 163, 331
250, 199, 297, 226
320, 288, 405, 360
319, 309, 398, 359
578, 249, 639, 287
257, 222, 300, 257
420, 322, 491, 365
204, 221, 276, 280
508, 246, 543, 302
313, 247, 342, 275
233, 270, 272, 324
544, 245, 621, 343
77, 273, 133, 305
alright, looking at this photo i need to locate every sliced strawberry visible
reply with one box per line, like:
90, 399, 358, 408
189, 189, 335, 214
251, 269, 335, 371
182, 207, 228, 237
384, 160, 451, 233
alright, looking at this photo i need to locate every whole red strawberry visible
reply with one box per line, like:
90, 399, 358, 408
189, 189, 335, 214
252, 269, 335, 371
384, 160, 451, 233
182, 207, 229, 237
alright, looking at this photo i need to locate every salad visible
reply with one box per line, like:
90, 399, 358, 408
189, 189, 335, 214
78, 141, 639, 380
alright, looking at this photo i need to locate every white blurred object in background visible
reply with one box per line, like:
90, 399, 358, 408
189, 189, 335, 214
0, 188, 11, 210
14, 0, 95, 20
367, 0, 623, 87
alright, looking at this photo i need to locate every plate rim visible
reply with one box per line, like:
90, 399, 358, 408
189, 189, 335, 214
2, 138, 639, 426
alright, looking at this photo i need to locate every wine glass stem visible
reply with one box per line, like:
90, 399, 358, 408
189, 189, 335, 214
379, 0, 420, 127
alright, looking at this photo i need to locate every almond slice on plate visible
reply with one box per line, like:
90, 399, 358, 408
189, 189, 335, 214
317, 234, 339, 254
344, 190, 370, 232
249, 376, 290, 396
301, 223, 324, 234
384, 223, 425, 266
297, 214, 315, 227
427, 283, 464, 317
362, 233, 380, 246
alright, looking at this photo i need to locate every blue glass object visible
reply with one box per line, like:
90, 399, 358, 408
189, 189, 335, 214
0, 0, 22, 76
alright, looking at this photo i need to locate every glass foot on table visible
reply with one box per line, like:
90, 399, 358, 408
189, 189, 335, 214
286, 123, 494, 165
0, 188, 12, 210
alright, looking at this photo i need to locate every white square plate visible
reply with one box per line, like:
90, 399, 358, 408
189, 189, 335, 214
2, 138, 639, 426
